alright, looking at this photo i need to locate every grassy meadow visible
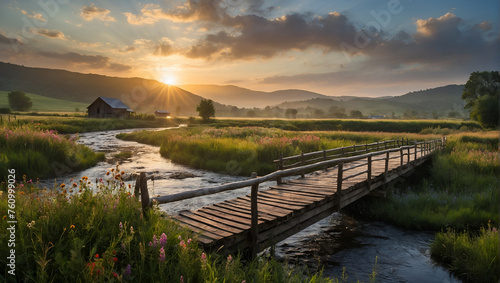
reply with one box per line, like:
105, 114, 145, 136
0, 125, 104, 180
0, 168, 335, 282
120, 124, 498, 282
117, 126, 440, 176
0, 91, 89, 113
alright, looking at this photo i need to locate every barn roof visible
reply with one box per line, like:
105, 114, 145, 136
88, 97, 133, 111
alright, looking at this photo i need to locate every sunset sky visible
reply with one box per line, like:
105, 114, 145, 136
0, 0, 498, 97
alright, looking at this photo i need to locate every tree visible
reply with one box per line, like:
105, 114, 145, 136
462, 71, 499, 128
285, 108, 298, 119
196, 99, 215, 122
8, 91, 32, 111
350, 110, 363, 118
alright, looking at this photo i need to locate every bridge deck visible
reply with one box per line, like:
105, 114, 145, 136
172, 149, 429, 254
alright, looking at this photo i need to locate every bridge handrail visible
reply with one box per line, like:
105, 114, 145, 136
150, 138, 445, 206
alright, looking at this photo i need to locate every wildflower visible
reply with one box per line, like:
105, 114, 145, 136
179, 240, 186, 248
201, 252, 206, 263
130, 226, 134, 234
106, 171, 110, 175
60, 183, 66, 188
113, 257, 118, 263
493, 228, 498, 233
160, 233, 167, 246
121, 171, 125, 175
95, 254, 99, 258
124, 264, 132, 276
158, 247, 166, 262
119, 222, 123, 230
180, 275, 184, 283
112, 272, 118, 278
178, 235, 182, 240
187, 238, 192, 244
27, 220, 35, 228
112, 250, 116, 255
72, 183, 77, 187
70, 225, 75, 229
227, 254, 233, 263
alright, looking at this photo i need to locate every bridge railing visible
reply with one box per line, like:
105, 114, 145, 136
140, 137, 446, 256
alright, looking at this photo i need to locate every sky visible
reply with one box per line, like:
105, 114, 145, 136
0, 0, 498, 97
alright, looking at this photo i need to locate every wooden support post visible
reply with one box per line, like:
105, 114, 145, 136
367, 155, 372, 190
407, 148, 410, 164
250, 172, 259, 258
276, 153, 283, 185
323, 150, 328, 171
384, 152, 389, 180
336, 163, 343, 209
414, 143, 417, 162
134, 173, 141, 197
365, 144, 368, 153
139, 172, 150, 212
376, 141, 379, 151
300, 153, 305, 178
400, 148, 403, 166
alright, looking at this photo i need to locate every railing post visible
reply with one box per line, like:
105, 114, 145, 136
276, 153, 283, 185
399, 147, 403, 172
407, 147, 410, 164
139, 172, 150, 213
384, 152, 389, 181
336, 163, 343, 209
323, 150, 328, 171
367, 155, 372, 190
300, 153, 305, 178
250, 172, 259, 257
414, 142, 417, 162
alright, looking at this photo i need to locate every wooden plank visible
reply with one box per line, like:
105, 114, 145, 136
241, 195, 306, 211
179, 211, 244, 234
256, 191, 315, 206
259, 190, 324, 203
173, 218, 225, 241
232, 198, 293, 217
192, 210, 251, 230
175, 214, 235, 238
202, 206, 262, 225
215, 202, 276, 222
274, 185, 335, 196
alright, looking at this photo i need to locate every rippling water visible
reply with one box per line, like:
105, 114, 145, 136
41, 128, 460, 282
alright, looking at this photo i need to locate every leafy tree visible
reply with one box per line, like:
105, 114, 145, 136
462, 71, 499, 128
196, 99, 215, 122
285, 108, 298, 119
8, 91, 32, 111
350, 110, 364, 118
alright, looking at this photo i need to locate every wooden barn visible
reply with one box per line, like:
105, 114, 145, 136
154, 110, 170, 118
87, 97, 134, 118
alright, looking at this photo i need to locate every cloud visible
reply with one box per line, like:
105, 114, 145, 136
21, 10, 46, 22
38, 51, 131, 71
364, 13, 499, 68
31, 28, 66, 39
185, 12, 359, 60
0, 32, 23, 46
81, 3, 116, 22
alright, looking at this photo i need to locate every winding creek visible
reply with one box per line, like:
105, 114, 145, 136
42, 127, 460, 282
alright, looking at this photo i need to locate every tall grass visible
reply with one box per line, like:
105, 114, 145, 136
0, 126, 104, 180
0, 169, 336, 282
431, 223, 499, 282
118, 127, 438, 176
346, 132, 499, 282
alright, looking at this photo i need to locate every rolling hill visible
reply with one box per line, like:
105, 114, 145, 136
276, 85, 466, 117
0, 62, 209, 115
179, 84, 328, 108
0, 91, 89, 112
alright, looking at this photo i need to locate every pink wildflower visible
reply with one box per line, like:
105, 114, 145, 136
158, 247, 165, 262
160, 233, 168, 246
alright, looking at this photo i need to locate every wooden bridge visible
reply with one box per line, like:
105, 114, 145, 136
140, 138, 446, 256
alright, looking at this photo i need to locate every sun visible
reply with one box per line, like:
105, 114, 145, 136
160, 74, 177, 85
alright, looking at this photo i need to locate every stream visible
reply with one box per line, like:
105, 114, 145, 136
42, 127, 460, 282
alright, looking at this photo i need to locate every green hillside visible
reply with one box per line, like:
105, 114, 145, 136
0, 91, 89, 112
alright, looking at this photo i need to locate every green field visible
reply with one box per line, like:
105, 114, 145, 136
0, 91, 88, 112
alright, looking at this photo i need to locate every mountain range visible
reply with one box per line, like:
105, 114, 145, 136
0, 61, 466, 117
